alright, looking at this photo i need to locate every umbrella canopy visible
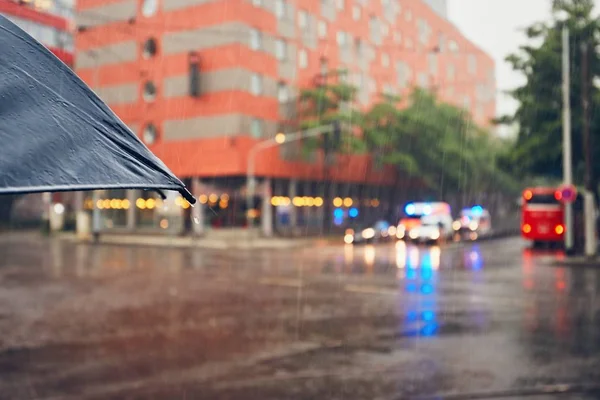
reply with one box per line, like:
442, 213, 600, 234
0, 15, 195, 204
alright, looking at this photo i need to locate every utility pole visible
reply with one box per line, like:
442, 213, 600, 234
581, 42, 597, 256
562, 26, 575, 254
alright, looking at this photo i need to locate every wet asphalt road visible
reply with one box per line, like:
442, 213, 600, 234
1, 234, 600, 399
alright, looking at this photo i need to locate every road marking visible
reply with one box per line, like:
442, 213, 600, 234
258, 277, 303, 287
344, 284, 398, 296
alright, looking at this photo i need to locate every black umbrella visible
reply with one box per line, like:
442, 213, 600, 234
0, 15, 195, 204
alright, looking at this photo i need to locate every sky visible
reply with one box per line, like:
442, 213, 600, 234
447, 0, 554, 136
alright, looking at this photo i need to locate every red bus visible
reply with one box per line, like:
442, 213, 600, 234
521, 187, 564, 245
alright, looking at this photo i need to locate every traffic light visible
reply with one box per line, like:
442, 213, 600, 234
189, 51, 200, 97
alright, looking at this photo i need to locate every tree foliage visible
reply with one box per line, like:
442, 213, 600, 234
298, 74, 517, 196
361, 89, 518, 196
501, 0, 600, 189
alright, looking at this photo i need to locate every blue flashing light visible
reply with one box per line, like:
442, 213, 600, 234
422, 310, 436, 321
404, 203, 416, 215
349, 207, 359, 218
471, 205, 484, 215
333, 208, 344, 219
406, 311, 418, 321
406, 283, 417, 293
421, 323, 438, 337
421, 284, 434, 294
334, 217, 344, 226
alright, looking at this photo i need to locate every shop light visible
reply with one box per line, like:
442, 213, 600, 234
146, 198, 156, 209
314, 197, 324, 207
343, 197, 353, 207
208, 193, 218, 203
333, 197, 343, 207
136, 198, 146, 209
199, 194, 208, 204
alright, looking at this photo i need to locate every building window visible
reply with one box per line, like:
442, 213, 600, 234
417, 72, 428, 88
251, 74, 263, 95
298, 49, 308, 69
354, 38, 362, 57
298, 10, 308, 28
336, 31, 346, 46
449, 40, 459, 53
447, 64, 455, 81
276, 39, 287, 61
142, 37, 158, 58
141, 0, 158, 17
463, 96, 471, 109
143, 81, 157, 102
320, 58, 328, 76
468, 55, 477, 74
352, 5, 360, 20
381, 53, 389, 67
277, 82, 289, 103
438, 32, 445, 52
381, 23, 388, 37
428, 53, 437, 75
275, 0, 286, 19
336, 0, 344, 10
250, 119, 263, 138
250, 29, 262, 50
318, 20, 327, 38
143, 123, 158, 145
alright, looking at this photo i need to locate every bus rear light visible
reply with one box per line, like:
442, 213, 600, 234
554, 191, 563, 201
522, 224, 532, 233
555, 224, 564, 235
524, 190, 533, 200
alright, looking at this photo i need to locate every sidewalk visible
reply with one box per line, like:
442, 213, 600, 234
58, 232, 339, 250
552, 255, 600, 268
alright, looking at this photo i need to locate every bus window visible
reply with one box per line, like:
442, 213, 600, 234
527, 194, 559, 204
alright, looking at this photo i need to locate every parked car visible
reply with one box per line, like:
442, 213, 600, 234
344, 220, 393, 244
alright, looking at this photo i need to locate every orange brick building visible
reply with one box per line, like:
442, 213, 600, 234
75, 0, 495, 232
1, 0, 74, 66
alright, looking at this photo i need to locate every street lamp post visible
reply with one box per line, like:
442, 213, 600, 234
245, 124, 335, 236
581, 41, 597, 256
562, 26, 575, 254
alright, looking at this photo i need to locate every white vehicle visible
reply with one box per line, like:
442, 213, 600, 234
452, 205, 492, 240
397, 202, 452, 240
407, 214, 454, 245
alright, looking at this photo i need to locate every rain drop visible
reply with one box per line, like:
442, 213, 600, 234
193, 216, 200, 224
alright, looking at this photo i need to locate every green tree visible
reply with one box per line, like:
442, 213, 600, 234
361, 89, 517, 198
298, 69, 362, 156
501, 0, 600, 190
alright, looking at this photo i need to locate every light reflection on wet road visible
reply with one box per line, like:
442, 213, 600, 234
0, 233, 600, 399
